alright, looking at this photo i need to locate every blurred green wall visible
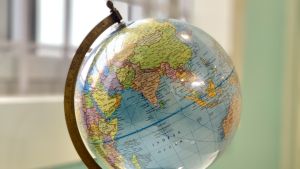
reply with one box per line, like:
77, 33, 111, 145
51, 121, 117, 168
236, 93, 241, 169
210, 0, 285, 169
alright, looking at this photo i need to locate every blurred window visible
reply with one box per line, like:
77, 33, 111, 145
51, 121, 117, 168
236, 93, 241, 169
70, 0, 110, 47
36, 0, 128, 47
36, 0, 65, 46
1, 0, 238, 96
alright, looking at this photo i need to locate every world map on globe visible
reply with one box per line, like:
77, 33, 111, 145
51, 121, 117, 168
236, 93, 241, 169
74, 19, 241, 169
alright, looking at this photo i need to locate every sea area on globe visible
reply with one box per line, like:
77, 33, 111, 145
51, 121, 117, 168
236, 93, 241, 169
74, 18, 241, 169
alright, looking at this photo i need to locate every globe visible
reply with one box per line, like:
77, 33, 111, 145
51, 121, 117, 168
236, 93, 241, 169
73, 18, 241, 169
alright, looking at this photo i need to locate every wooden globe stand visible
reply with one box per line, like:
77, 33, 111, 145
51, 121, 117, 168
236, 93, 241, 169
64, 1, 122, 168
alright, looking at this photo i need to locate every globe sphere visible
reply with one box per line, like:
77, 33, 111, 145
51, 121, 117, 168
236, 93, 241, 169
74, 18, 241, 169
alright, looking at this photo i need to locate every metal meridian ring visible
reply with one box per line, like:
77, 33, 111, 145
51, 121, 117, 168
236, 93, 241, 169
64, 3, 122, 168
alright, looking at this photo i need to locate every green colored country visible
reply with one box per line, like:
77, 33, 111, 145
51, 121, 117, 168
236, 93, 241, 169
116, 66, 135, 89
84, 92, 94, 109
128, 20, 192, 69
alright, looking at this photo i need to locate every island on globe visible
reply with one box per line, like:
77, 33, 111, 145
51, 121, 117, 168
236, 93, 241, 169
74, 19, 241, 169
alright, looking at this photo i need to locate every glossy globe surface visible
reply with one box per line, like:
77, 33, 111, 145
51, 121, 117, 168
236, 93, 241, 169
74, 19, 241, 169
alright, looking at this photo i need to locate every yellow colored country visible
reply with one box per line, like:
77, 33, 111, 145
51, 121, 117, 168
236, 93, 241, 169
98, 118, 118, 140
92, 83, 121, 118
206, 79, 217, 98
185, 95, 207, 107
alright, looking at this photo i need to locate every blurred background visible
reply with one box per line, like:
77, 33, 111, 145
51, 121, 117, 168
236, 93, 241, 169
0, 0, 299, 169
